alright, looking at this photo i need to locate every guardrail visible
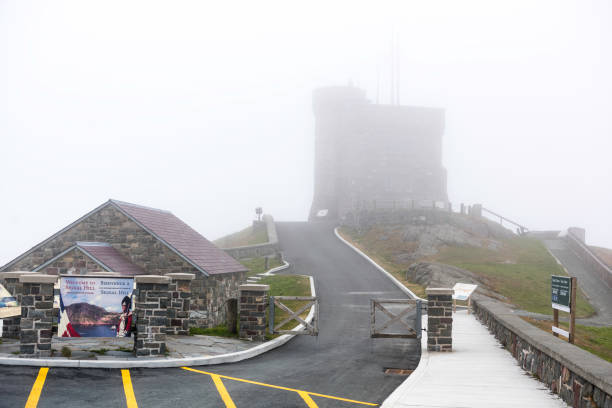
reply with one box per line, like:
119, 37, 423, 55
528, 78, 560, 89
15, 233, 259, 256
481, 207, 528, 234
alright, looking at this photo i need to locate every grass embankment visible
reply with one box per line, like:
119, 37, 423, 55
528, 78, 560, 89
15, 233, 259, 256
214, 225, 268, 248
521, 317, 612, 363
434, 238, 594, 317
338, 226, 594, 318
189, 274, 312, 339
240, 256, 283, 277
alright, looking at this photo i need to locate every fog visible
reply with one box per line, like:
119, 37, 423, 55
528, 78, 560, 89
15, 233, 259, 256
1, 0, 610, 265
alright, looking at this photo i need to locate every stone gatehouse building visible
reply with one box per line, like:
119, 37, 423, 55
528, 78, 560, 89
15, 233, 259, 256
0, 199, 247, 328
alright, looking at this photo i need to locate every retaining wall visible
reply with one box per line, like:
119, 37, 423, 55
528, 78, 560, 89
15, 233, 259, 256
473, 298, 612, 408
223, 215, 280, 260
566, 232, 612, 289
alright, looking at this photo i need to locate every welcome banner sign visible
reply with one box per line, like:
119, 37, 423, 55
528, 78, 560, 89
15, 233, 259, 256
59, 276, 134, 337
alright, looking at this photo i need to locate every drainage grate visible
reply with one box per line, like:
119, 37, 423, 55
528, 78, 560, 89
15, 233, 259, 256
384, 368, 414, 376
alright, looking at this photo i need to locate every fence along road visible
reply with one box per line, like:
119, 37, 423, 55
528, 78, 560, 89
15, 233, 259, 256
0, 222, 419, 408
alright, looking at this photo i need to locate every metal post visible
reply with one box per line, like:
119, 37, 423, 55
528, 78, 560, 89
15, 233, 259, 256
569, 277, 577, 344
269, 296, 275, 334
416, 300, 422, 339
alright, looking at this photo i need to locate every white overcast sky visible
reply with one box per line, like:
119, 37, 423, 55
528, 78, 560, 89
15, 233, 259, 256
1, 0, 611, 265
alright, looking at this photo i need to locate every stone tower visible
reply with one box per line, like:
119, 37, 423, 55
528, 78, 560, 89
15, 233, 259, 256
309, 85, 448, 220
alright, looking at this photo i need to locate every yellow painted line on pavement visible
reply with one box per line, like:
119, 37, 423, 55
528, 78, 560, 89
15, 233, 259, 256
298, 391, 319, 408
25, 367, 48, 408
121, 369, 139, 408
182, 367, 378, 406
210, 374, 237, 408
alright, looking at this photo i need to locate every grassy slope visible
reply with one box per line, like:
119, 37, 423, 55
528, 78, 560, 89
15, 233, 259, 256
214, 225, 268, 248
339, 226, 594, 318
521, 317, 612, 363
434, 237, 594, 317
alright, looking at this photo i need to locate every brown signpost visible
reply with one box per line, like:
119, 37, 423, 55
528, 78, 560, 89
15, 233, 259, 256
551, 275, 577, 344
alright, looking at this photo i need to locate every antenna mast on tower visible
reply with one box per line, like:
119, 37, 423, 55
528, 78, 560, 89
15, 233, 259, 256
390, 30, 401, 105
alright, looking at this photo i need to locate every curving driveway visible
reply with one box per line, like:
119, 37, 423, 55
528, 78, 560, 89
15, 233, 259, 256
0, 222, 419, 407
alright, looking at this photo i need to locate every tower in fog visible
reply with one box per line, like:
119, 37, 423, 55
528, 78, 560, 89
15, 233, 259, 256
309, 85, 448, 220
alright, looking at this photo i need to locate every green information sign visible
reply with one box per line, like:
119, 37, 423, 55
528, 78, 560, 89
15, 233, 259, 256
551, 275, 571, 312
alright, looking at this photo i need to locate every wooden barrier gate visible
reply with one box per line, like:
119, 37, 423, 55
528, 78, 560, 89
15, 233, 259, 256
269, 296, 319, 336
370, 298, 423, 339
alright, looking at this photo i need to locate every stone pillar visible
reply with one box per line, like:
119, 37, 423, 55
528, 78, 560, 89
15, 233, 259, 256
226, 298, 238, 334
426, 287, 453, 352
18, 274, 57, 357
134, 275, 170, 356
165, 273, 195, 335
0, 272, 35, 339
0, 271, 36, 303
239, 284, 269, 341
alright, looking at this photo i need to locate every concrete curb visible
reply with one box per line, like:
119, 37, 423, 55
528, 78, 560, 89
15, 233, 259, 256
333, 227, 424, 301
0, 274, 317, 369
261, 260, 290, 276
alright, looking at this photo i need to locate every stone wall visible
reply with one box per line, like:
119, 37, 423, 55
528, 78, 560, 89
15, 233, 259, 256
342, 208, 514, 242
166, 273, 194, 335
473, 298, 612, 407
39, 248, 105, 275
566, 232, 612, 288
190, 271, 245, 328
1, 316, 20, 339
0, 271, 35, 339
223, 215, 280, 260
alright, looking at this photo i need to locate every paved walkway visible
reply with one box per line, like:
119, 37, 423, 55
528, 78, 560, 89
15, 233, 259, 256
382, 310, 567, 408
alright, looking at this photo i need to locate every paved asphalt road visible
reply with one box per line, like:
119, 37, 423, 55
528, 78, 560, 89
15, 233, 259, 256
543, 238, 612, 326
0, 222, 420, 408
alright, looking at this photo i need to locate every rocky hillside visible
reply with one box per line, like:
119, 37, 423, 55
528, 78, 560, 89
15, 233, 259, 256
339, 209, 594, 317
66, 302, 118, 326
343, 209, 514, 265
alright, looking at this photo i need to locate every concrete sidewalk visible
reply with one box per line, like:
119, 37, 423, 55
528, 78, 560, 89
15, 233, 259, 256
382, 310, 568, 408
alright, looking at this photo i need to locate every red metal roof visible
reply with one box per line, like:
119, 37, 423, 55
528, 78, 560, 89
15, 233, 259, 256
110, 200, 247, 275
77, 242, 146, 276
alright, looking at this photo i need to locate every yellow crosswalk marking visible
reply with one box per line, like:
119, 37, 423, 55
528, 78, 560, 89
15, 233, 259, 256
211, 374, 237, 408
25, 367, 48, 408
298, 391, 319, 408
121, 369, 139, 408
181, 367, 378, 406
